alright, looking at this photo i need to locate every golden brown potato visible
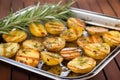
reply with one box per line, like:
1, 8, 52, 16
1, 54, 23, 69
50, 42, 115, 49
83, 43, 110, 59
43, 37, 65, 52
45, 21, 65, 35
16, 48, 40, 67
0, 43, 20, 58
41, 51, 63, 66
103, 31, 120, 47
67, 17, 85, 37
60, 47, 82, 60
60, 29, 78, 42
67, 56, 96, 73
29, 23, 47, 37
47, 64, 62, 75
22, 39, 44, 51
2, 29, 27, 43
77, 35, 103, 48
86, 26, 108, 35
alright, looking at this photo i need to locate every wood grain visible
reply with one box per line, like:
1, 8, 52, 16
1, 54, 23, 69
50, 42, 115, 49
0, 0, 120, 80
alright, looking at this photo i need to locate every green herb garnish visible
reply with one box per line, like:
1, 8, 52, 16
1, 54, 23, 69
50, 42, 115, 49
0, 0, 76, 34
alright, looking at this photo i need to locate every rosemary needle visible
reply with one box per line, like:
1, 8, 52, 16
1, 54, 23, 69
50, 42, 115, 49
0, 1, 76, 34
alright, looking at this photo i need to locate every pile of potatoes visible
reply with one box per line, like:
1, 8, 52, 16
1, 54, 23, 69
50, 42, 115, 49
0, 17, 120, 74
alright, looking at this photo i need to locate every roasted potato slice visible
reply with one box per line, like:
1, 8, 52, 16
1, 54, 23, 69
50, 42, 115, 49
45, 21, 65, 35
2, 29, 27, 43
22, 39, 44, 51
60, 47, 82, 60
43, 37, 65, 52
60, 29, 77, 42
67, 17, 85, 37
29, 23, 47, 37
16, 48, 40, 67
67, 56, 96, 73
41, 51, 63, 66
84, 43, 110, 59
77, 35, 103, 48
103, 31, 120, 47
86, 26, 108, 35
0, 43, 20, 58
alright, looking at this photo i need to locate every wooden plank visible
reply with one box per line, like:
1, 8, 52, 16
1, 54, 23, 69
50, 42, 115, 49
89, 70, 106, 80
97, 0, 115, 17
107, 0, 120, 17
77, 0, 91, 10
0, 61, 11, 80
66, 0, 78, 8
11, 66, 29, 80
0, 0, 11, 18
115, 53, 120, 69
23, 0, 36, 7
104, 60, 120, 80
29, 73, 53, 80
11, 0, 23, 12
87, 0, 102, 13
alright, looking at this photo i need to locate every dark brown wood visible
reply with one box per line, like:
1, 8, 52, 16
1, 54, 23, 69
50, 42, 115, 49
0, 0, 120, 80
11, 0, 23, 12
89, 70, 106, 80
104, 60, 120, 80
11, 67, 29, 80
107, 0, 120, 17
0, 61, 11, 80
0, 0, 11, 18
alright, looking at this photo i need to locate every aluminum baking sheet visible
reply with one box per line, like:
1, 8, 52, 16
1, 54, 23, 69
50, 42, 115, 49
0, 6, 120, 80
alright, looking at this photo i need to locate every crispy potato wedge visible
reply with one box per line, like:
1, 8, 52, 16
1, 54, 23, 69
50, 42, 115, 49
86, 26, 108, 35
60, 29, 77, 42
0, 43, 20, 58
29, 23, 47, 37
83, 43, 110, 59
16, 48, 40, 67
67, 56, 96, 73
77, 35, 103, 48
43, 37, 65, 52
60, 47, 82, 60
22, 39, 44, 51
45, 21, 65, 35
2, 30, 27, 43
103, 31, 120, 47
41, 51, 63, 66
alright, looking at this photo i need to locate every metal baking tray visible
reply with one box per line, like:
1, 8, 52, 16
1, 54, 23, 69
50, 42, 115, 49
0, 6, 120, 80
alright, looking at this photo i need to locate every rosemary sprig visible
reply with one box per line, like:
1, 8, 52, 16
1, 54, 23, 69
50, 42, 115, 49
0, 1, 76, 34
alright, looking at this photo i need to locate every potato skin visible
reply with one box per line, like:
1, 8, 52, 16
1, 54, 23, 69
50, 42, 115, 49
103, 31, 120, 47
60, 47, 82, 60
29, 23, 47, 37
67, 17, 85, 37
41, 51, 63, 66
86, 26, 108, 35
60, 29, 78, 42
16, 48, 40, 67
22, 39, 44, 51
43, 37, 66, 52
77, 35, 103, 48
2, 30, 27, 43
83, 43, 110, 59
0, 43, 20, 58
67, 56, 96, 73
45, 21, 65, 35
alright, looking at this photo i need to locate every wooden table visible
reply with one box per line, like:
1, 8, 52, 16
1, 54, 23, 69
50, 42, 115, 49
0, 0, 120, 80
